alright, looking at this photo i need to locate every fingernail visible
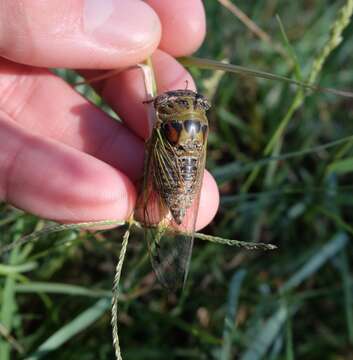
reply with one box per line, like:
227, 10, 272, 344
83, 0, 161, 48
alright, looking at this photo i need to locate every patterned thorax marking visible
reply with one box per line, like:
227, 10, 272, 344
151, 90, 210, 224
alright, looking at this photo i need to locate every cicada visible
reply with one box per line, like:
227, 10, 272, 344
140, 89, 210, 291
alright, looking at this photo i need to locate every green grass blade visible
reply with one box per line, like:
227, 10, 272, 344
0, 262, 37, 275
214, 135, 353, 182
242, 0, 353, 191
240, 305, 289, 360
338, 251, 353, 344
285, 310, 294, 360
0, 322, 23, 355
180, 56, 353, 98
15, 282, 111, 298
25, 298, 110, 360
276, 15, 302, 81
241, 232, 348, 359
220, 269, 247, 360
280, 232, 348, 293
0, 220, 124, 255
0, 220, 25, 360
327, 157, 353, 175
318, 208, 353, 236
0, 249, 18, 360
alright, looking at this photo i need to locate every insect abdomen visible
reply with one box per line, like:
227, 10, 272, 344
180, 156, 198, 184
165, 154, 200, 224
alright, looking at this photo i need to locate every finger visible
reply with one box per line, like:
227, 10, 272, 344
0, 112, 136, 224
0, 0, 161, 68
0, 58, 144, 181
196, 170, 219, 231
146, 0, 206, 57
84, 50, 195, 140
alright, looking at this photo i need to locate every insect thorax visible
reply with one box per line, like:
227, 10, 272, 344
154, 90, 209, 151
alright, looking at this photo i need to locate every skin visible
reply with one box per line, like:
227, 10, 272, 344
0, 0, 219, 230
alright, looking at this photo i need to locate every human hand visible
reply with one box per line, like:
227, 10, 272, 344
0, 0, 219, 230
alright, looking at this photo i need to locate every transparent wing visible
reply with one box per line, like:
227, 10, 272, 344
142, 132, 206, 292
148, 192, 202, 292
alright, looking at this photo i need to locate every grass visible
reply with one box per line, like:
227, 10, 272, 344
1, 0, 353, 359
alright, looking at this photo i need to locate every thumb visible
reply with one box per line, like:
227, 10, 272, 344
0, 0, 161, 68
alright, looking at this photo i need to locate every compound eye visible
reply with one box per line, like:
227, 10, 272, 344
162, 121, 182, 145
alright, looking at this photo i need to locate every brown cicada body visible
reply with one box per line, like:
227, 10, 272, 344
141, 89, 210, 291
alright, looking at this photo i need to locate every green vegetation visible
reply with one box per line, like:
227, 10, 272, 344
1, 0, 353, 358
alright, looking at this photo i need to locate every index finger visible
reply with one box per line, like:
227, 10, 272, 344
0, 0, 161, 68
0, 0, 206, 69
